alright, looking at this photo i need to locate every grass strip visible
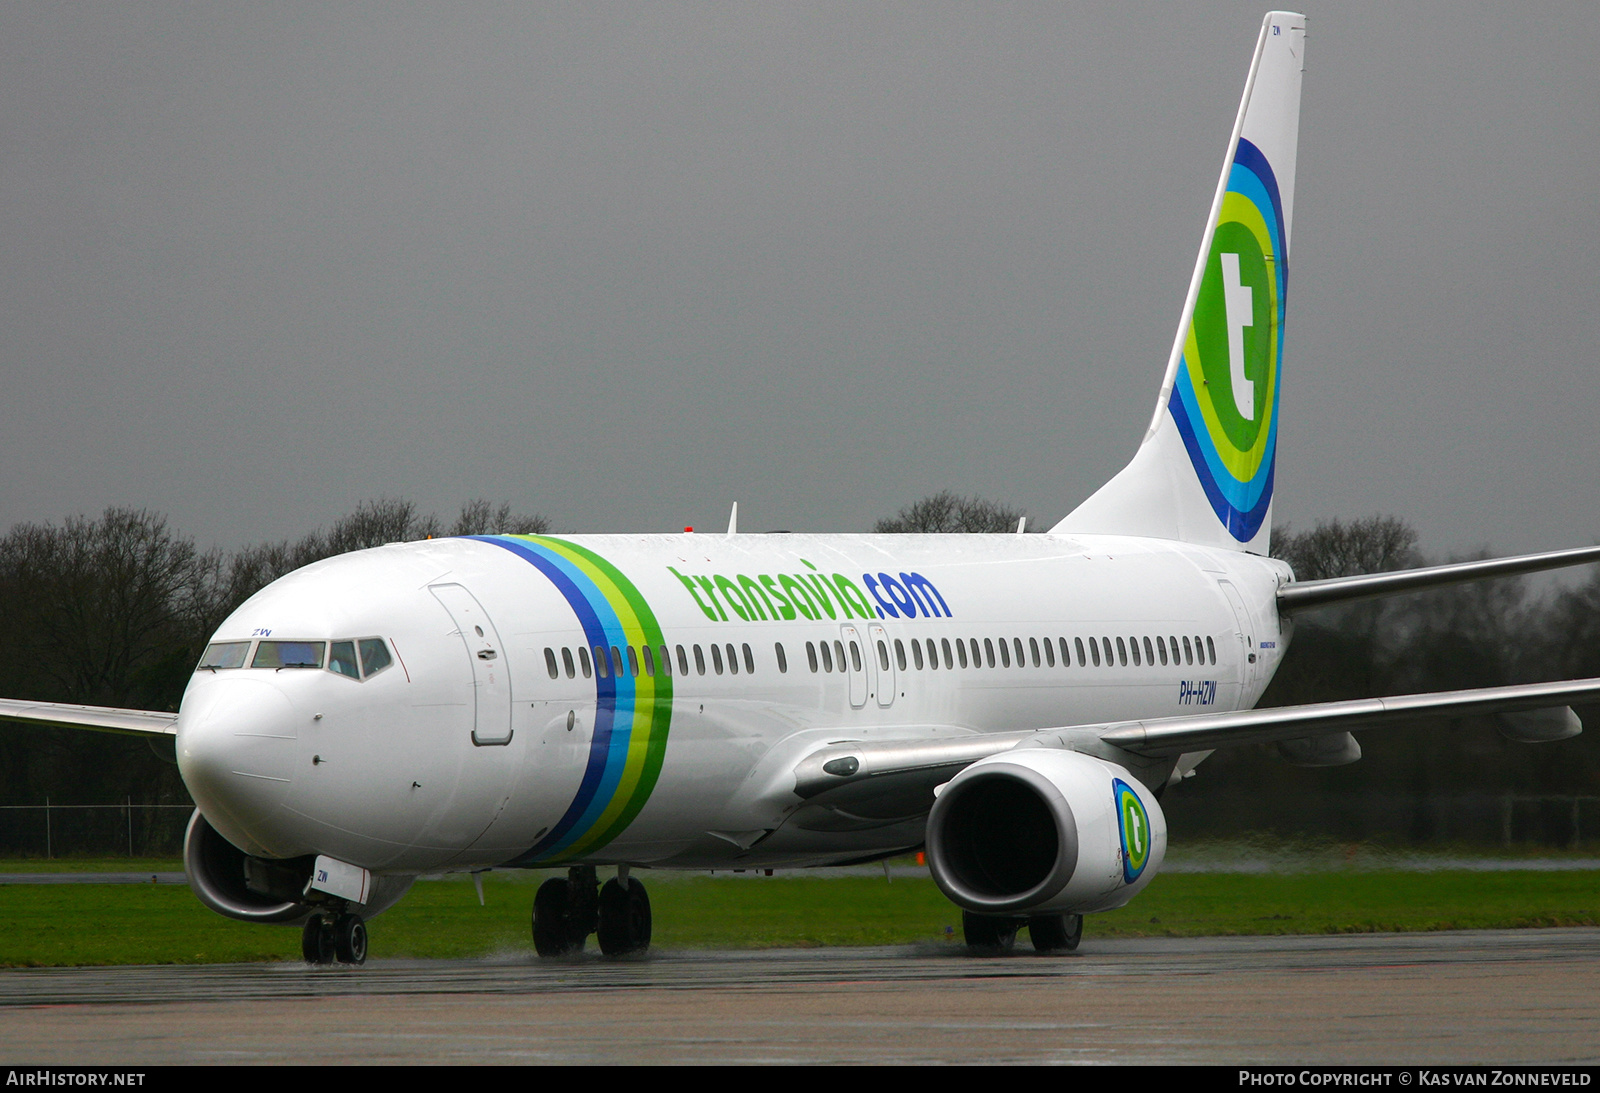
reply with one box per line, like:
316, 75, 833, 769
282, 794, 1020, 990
1, 869, 1596, 967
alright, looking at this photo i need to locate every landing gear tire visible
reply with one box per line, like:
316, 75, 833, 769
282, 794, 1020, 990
596, 877, 652, 956
1028, 913, 1083, 953
333, 913, 368, 965
301, 915, 335, 965
962, 911, 1019, 953
532, 867, 601, 958
533, 878, 579, 957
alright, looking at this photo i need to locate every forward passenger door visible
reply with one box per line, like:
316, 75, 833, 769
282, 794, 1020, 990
429, 583, 514, 746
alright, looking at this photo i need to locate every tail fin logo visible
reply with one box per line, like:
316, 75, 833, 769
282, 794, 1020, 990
1169, 137, 1286, 542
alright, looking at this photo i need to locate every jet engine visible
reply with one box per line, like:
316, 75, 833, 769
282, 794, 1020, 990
925, 749, 1165, 915
183, 810, 413, 925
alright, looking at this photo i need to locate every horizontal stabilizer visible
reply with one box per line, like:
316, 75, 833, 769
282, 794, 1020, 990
0, 698, 177, 737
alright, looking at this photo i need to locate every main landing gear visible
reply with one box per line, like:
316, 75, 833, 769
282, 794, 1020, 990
962, 910, 1082, 955
533, 865, 652, 957
301, 911, 368, 966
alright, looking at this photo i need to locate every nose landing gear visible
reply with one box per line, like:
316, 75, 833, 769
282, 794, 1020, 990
533, 865, 651, 957
301, 911, 368, 966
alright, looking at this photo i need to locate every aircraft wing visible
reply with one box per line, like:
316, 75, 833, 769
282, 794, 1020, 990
787, 732, 1035, 830
791, 677, 1600, 811
0, 698, 178, 737
1092, 677, 1600, 756
1278, 544, 1600, 612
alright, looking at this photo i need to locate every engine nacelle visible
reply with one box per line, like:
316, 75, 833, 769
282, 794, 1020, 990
183, 810, 414, 925
925, 749, 1166, 915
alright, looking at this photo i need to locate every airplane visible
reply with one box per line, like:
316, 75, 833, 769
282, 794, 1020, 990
5, 10, 1600, 966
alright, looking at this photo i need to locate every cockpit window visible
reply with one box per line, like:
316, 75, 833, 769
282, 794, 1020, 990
252, 641, 325, 669
329, 641, 360, 679
198, 642, 249, 671
357, 638, 393, 678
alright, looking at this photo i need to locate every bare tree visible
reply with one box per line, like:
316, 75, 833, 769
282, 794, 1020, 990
875, 492, 1028, 533
322, 498, 441, 555
450, 499, 550, 537
1272, 515, 1420, 580
0, 509, 210, 708
0, 509, 204, 807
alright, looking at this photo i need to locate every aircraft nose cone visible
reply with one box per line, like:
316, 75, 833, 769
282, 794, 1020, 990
177, 677, 300, 857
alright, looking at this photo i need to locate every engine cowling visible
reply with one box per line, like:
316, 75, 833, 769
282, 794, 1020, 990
925, 749, 1166, 915
183, 810, 414, 924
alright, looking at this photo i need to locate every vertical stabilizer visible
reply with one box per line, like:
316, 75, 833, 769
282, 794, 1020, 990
1054, 12, 1305, 554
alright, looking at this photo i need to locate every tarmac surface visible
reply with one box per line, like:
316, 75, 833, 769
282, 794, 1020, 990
3, 929, 1599, 1064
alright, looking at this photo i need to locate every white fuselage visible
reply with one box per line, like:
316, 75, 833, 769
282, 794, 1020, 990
176, 533, 1291, 876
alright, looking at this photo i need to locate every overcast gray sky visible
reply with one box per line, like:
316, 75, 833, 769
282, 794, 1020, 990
2, 1, 1596, 557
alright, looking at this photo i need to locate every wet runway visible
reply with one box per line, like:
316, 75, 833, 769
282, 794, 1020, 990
3, 930, 1598, 1064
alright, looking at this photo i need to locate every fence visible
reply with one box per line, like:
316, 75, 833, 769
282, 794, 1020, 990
0, 799, 194, 858
4, 793, 1599, 858
1164, 792, 1600, 848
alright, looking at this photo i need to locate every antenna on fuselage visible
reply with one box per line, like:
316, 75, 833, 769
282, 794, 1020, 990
727, 502, 739, 536
1017, 516, 1027, 534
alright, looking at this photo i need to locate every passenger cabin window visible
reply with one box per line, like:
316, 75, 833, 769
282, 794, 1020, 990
197, 642, 249, 671
911, 640, 924, 670
561, 647, 576, 678
710, 644, 724, 675
806, 641, 819, 673
252, 641, 324, 670
579, 646, 593, 677
775, 642, 788, 673
742, 643, 755, 674
694, 645, 706, 675
1206, 636, 1216, 664
544, 648, 560, 679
